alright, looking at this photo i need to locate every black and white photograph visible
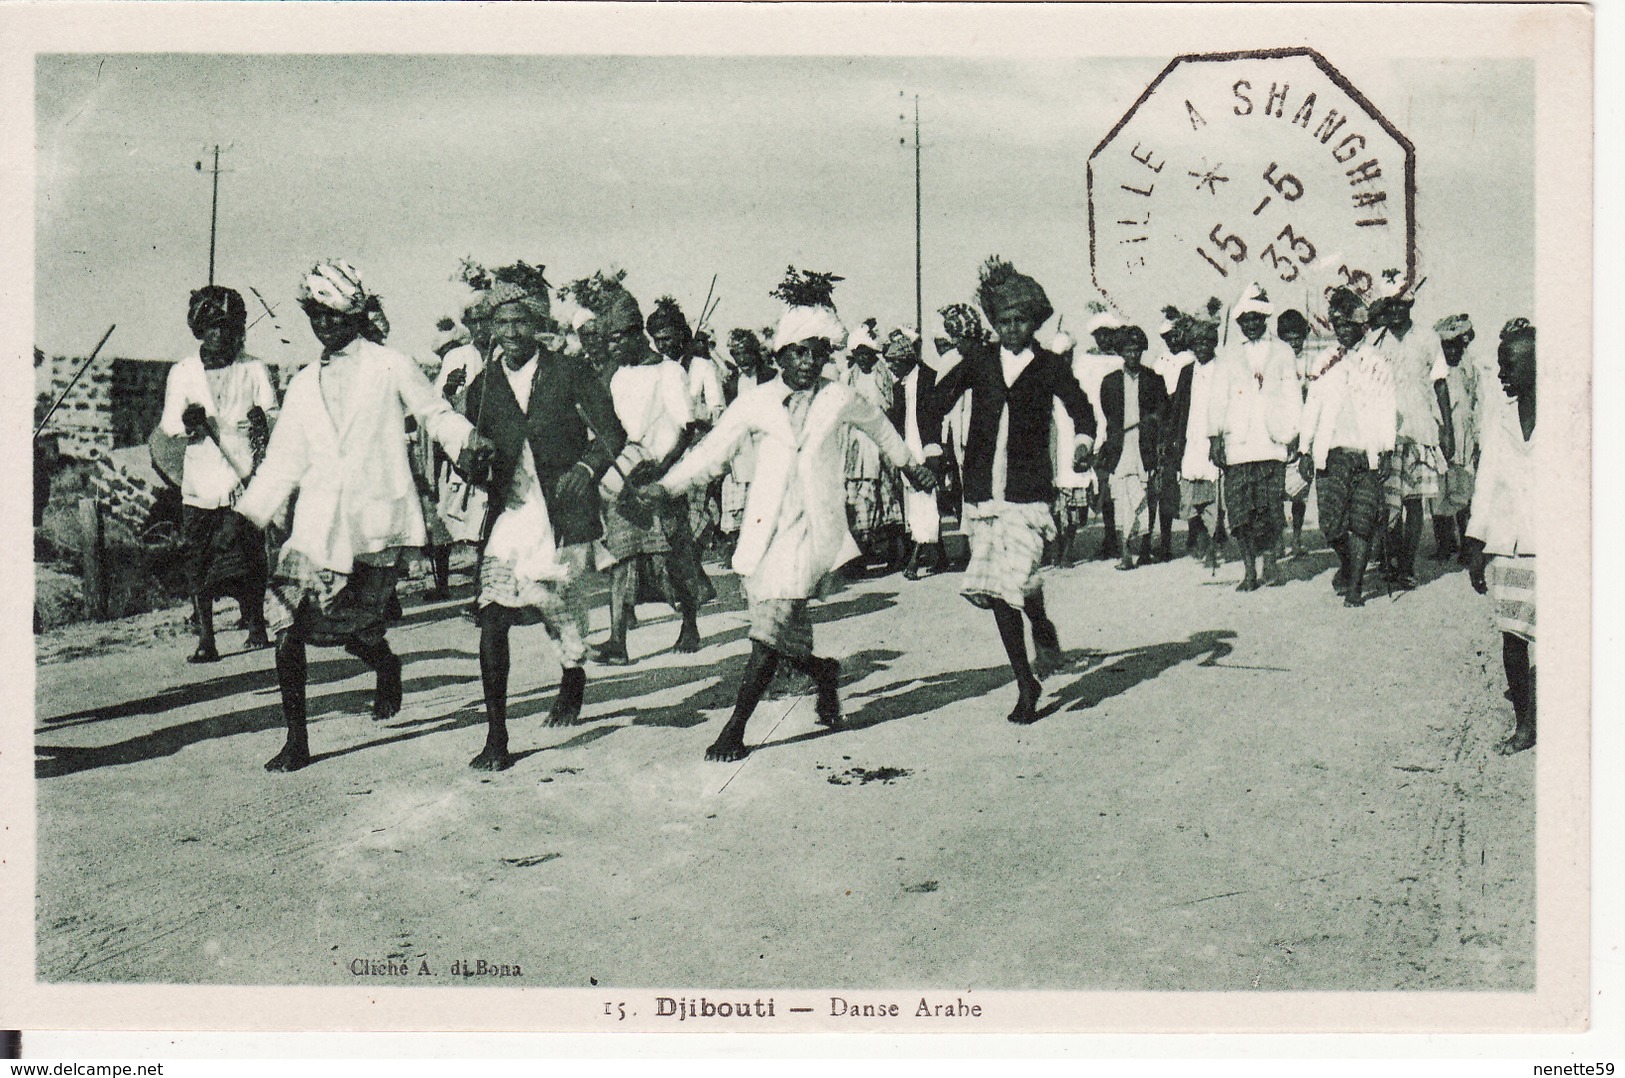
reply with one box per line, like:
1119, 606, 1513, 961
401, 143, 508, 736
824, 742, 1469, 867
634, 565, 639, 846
3, 1, 1593, 1035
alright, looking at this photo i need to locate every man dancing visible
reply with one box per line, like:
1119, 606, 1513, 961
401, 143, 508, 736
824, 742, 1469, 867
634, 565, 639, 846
928, 257, 1096, 725
235, 260, 490, 772
461, 270, 627, 771
596, 285, 705, 664
634, 268, 935, 761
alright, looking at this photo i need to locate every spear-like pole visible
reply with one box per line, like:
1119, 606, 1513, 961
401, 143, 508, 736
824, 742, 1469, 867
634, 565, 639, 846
34, 324, 116, 441
914, 95, 923, 339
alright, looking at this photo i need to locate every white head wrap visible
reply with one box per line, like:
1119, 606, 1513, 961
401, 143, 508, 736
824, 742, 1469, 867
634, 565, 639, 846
1084, 310, 1125, 336
848, 322, 881, 353
1232, 282, 1274, 319
773, 304, 847, 352
571, 307, 597, 331
299, 259, 369, 314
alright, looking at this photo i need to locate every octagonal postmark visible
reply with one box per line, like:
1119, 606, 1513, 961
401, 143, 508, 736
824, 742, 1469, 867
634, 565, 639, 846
1088, 48, 1415, 331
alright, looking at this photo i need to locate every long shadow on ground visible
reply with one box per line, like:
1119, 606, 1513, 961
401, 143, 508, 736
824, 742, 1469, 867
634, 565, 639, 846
38, 649, 475, 730
36, 591, 903, 779
751, 628, 1240, 753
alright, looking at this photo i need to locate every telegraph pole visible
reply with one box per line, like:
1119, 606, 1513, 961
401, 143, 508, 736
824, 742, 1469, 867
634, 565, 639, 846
200, 145, 222, 286
913, 96, 922, 338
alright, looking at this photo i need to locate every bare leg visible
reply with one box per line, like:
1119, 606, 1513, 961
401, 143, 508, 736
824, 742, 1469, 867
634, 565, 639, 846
345, 639, 402, 720
993, 600, 1041, 724
598, 563, 635, 665
1025, 591, 1062, 678
1398, 500, 1424, 587
265, 634, 311, 772
1098, 496, 1120, 560
1259, 518, 1283, 586
427, 546, 452, 599
1329, 537, 1351, 594
1455, 508, 1473, 564
786, 653, 842, 728
1236, 528, 1261, 592
1497, 634, 1535, 754
241, 586, 270, 649
189, 594, 220, 663
1291, 498, 1307, 555
472, 607, 514, 770
707, 642, 779, 761
1344, 532, 1372, 607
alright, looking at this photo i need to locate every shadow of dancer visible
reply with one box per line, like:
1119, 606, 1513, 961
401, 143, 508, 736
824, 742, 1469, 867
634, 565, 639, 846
1042, 629, 1236, 715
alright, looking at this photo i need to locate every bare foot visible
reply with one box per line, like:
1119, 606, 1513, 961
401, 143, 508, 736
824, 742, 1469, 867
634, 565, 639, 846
372, 652, 403, 720
592, 643, 631, 666
188, 644, 221, 664
1331, 569, 1350, 595
544, 701, 581, 728
1235, 578, 1261, 593
1343, 591, 1366, 608
1007, 675, 1041, 725
1496, 728, 1535, 755
673, 622, 701, 653
705, 735, 749, 762
469, 743, 514, 771
264, 741, 310, 773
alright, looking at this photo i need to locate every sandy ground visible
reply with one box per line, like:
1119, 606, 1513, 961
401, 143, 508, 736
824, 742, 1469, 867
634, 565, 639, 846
34, 524, 1533, 991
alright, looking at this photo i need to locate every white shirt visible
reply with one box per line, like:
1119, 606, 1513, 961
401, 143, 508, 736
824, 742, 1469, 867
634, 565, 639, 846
236, 338, 474, 574
1466, 396, 1534, 556
1208, 333, 1299, 464
611, 360, 692, 460
1180, 360, 1221, 482
660, 379, 920, 598
685, 355, 727, 425
435, 343, 485, 410
1298, 342, 1397, 470
1383, 328, 1444, 445
159, 349, 278, 509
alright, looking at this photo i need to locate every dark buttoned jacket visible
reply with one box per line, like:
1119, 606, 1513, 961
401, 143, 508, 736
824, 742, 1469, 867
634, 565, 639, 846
463, 351, 627, 546
1097, 365, 1169, 475
930, 340, 1096, 506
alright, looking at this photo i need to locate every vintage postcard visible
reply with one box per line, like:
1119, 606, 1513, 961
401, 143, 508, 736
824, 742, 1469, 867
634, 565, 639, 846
0, 1, 1593, 1035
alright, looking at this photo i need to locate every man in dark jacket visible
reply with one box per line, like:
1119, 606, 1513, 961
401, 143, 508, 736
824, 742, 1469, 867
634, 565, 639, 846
928, 257, 1096, 725
462, 276, 627, 771
1097, 325, 1169, 569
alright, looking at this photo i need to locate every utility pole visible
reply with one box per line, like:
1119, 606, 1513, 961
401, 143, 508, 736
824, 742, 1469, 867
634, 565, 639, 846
198, 145, 222, 286
913, 95, 922, 339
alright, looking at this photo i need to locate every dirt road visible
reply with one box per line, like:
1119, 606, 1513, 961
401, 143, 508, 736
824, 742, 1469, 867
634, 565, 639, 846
34, 534, 1532, 991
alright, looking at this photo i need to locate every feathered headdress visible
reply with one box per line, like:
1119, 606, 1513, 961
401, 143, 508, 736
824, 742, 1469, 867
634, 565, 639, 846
976, 255, 1053, 325
769, 266, 843, 310
770, 266, 846, 351
558, 268, 628, 317
454, 257, 490, 293
490, 260, 551, 297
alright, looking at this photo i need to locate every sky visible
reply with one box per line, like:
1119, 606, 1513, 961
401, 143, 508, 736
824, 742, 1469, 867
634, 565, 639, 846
34, 52, 1533, 366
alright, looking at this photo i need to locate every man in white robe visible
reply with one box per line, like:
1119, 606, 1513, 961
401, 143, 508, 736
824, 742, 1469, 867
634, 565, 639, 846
235, 260, 490, 773
635, 271, 934, 761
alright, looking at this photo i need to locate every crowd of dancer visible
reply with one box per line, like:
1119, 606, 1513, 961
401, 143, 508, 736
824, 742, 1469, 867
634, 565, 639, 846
157, 254, 1537, 774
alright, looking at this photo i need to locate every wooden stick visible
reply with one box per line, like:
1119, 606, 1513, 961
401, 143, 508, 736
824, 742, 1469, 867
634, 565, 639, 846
34, 324, 115, 441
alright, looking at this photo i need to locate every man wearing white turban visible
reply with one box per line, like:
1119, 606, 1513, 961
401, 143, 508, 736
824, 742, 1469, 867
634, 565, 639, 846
632, 267, 935, 762
235, 259, 493, 773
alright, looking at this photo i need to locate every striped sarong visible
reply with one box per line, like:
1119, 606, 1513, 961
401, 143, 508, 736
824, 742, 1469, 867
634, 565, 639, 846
1488, 555, 1535, 642
961, 500, 1055, 609
748, 597, 815, 658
